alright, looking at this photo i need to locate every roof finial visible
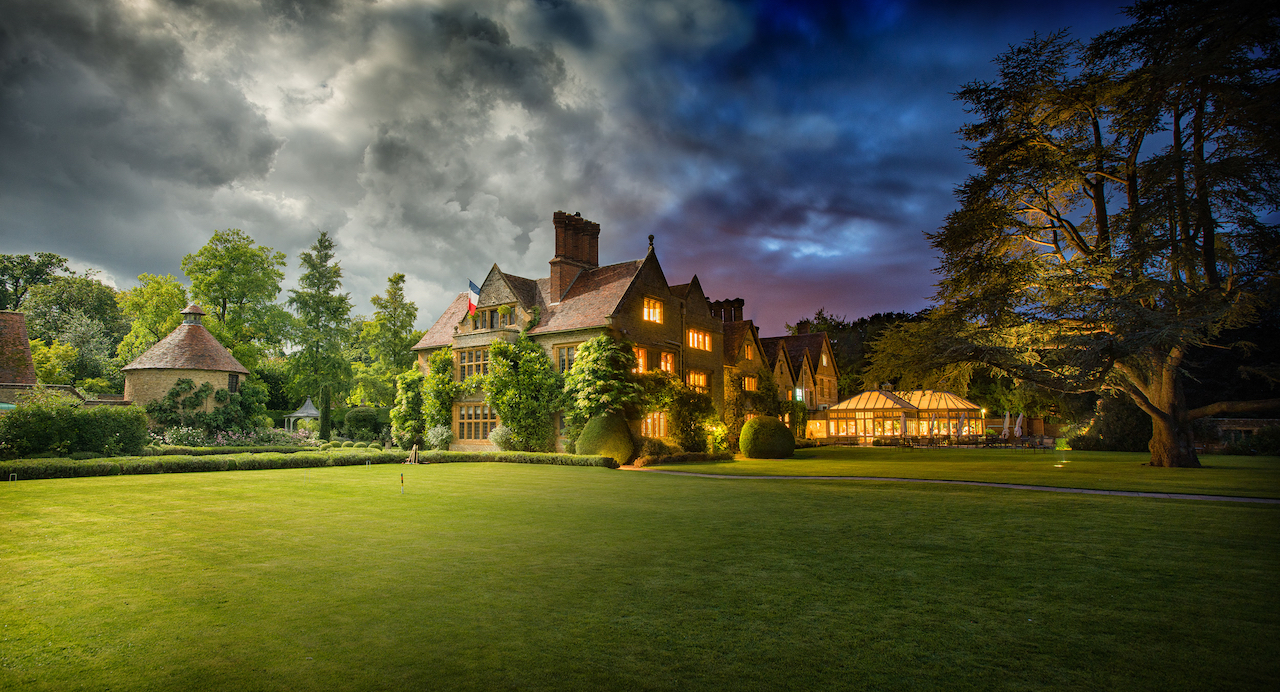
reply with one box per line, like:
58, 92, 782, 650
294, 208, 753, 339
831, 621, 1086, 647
648, 234, 654, 249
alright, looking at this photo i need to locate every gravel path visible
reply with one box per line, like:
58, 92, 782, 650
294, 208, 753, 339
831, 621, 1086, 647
620, 467, 1280, 504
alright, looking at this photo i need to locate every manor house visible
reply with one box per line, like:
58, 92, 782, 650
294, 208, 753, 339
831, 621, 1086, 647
412, 211, 838, 450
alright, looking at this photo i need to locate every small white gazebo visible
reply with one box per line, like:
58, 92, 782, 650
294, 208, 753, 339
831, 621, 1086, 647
284, 397, 321, 432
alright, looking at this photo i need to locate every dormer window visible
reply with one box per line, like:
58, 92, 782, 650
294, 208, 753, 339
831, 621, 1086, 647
745, 343, 754, 360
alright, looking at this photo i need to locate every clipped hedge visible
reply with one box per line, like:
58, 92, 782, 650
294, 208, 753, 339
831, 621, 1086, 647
740, 416, 795, 459
1, 448, 616, 480
632, 452, 733, 468
576, 412, 635, 465
141, 445, 316, 456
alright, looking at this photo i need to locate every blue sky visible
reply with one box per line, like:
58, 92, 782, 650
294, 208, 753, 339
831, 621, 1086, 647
0, 0, 1130, 334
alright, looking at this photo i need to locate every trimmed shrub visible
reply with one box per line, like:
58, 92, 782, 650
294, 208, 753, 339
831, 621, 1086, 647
576, 412, 635, 465
488, 424, 515, 451
341, 441, 355, 448
344, 407, 381, 439
638, 436, 682, 458
73, 405, 149, 457
740, 417, 795, 459
426, 425, 454, 451
142, 445, 311, 456
319, 443, 334, 451
633, 451, 733, 467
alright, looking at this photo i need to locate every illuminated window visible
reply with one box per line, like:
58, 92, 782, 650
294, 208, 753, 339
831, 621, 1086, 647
745, 413, 758, 422
456, 404, 498, 440
641, 411, 667, 438
660, 352, 674, 372
457, 348, 489, 380
633, 347, 647, 373
687, 329, 711, 351
743, 376, 757, 392
687, 370, 708, 391
556, 345, 577, 373
745, 343, 754, 360
643, 297, 663, 323
822, 353, 828, 366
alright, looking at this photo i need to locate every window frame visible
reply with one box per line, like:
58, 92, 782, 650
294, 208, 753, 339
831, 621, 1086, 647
643, 297, 664, 324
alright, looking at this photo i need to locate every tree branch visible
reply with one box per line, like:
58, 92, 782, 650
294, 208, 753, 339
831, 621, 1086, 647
1188, 399, 1280, 419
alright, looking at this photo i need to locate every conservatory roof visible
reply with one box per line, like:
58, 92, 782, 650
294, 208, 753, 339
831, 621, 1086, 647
830, 390, 915, 411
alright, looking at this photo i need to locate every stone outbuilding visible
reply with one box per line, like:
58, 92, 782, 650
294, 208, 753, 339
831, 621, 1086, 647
122, 304, 249, 412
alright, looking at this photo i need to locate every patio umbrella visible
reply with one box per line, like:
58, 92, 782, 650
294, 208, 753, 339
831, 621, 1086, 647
1014, 412, 1024, 438
1001, 411, 1010, 439
900, 412, 907, 439
958, 412, 967, 436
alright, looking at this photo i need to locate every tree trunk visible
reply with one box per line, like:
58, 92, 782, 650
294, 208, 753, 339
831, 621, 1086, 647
319, 384, 332, 441
1147, 413, 1201, 468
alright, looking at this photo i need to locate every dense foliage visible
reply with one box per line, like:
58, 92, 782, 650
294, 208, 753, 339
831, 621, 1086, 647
485, 337, 563, 452
144, 377, 268, 435
390, 369, 427, 449
562, 335, 643, 444
0, 389, 148, 459
640, 371, 717, 453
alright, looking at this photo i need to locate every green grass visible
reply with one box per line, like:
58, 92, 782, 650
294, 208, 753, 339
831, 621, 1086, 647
2, 463, 1278, 691
650, 446, 1280, 498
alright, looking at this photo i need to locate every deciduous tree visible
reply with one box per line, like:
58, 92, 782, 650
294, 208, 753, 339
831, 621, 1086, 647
116, 273, 189, 364
0, 252, 66, 310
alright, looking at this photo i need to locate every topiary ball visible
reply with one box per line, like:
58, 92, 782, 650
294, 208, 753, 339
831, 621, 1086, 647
319, 442, 333, 451
576, 412, 635, 465
341, 441, 355, 448
740, 416, 795, 459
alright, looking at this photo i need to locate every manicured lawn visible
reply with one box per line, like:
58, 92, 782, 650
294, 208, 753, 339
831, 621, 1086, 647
650, 446, 1280, 498
2, 463, 1278, 691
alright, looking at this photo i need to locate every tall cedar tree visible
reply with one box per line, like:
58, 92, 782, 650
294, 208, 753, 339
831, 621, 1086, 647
287, 231, 353, 405
866, 1, 1280, 467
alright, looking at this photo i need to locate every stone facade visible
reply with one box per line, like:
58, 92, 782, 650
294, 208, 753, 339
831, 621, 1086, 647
123, 368, 239, 413
412, 213, 727, 451
121, 305, 248, 417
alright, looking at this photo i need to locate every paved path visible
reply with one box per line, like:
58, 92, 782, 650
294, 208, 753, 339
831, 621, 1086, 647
620, 467, 1280, 504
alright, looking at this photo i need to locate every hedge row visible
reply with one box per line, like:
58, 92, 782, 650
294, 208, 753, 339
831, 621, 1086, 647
141, 445, 317, 456
1, 449, 617, 480
413, 450, 618, 468
632, 452, 734, 468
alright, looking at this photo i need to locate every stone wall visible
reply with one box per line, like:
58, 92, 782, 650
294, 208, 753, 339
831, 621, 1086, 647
124, 369, 234, 413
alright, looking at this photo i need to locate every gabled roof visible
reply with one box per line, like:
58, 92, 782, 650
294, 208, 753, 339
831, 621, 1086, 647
413, 293, 471, 350
831, 390, 915, 411
414, 258, 649, 350
895, 389, 981, 412
758, 337, 796, 384
722, 320, 756, 368
122, 323, 248, 374
502, 271, 540, 311
668, 283, 691, 299
531, 259, 644, 334
784, 333, 829, 378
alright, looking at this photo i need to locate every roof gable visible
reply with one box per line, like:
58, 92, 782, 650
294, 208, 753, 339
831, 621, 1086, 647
529, 259, 644, 334
413, 293, 470, 350
722, 320, 759, 367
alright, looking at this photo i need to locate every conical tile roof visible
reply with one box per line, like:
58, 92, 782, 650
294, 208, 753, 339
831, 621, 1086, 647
121, 321, 248, 374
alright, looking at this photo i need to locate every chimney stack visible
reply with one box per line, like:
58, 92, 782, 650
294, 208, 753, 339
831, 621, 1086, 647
549, 211, 601, 302
708, 298, 744, 323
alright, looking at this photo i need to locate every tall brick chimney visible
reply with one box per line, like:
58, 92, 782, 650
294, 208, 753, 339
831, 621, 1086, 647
0, 311, 38, 385
549, 211, 601, 302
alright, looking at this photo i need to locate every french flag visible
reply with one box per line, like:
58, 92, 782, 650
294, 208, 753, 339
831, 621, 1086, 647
467, 280, 480, 316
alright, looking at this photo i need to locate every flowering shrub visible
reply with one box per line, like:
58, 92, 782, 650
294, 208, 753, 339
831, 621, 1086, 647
163, 426, 208, 447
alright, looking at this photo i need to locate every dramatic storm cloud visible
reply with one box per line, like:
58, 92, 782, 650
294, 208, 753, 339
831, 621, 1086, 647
0, 0, 1127, 333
